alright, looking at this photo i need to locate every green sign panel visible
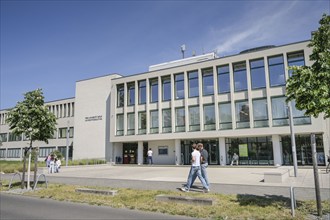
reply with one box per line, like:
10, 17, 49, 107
239, 144, 248, 157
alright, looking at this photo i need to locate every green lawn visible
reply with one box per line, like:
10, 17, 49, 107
1, 181, 329, 219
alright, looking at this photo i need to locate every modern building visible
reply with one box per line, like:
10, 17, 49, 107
1, 40, 329, 166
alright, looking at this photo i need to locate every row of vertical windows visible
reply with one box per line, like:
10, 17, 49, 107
116, 52, 304, 107
48, 102, 75, 119
0, 102, 75, 125
0, 147, 62, 158
115, 96, 310, 135
0, 113, 8, 125
0, 127, 74, 142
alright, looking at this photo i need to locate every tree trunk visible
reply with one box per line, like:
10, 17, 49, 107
21, 148, 27, 189
33, 147, 38, 187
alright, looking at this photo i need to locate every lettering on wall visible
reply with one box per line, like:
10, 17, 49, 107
85, 115, 102, 122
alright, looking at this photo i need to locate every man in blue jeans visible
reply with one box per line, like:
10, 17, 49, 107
189, 143, 209, 189
181, 144, 209, 193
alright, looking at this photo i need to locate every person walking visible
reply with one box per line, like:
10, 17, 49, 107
147, 148, 153, 165
231, 153, 239, 166
190, 143, 209, 189
181, 144, 209, 193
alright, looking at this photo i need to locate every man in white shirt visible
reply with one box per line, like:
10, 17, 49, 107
147, 148, 153, 165
181, 144, 209, 193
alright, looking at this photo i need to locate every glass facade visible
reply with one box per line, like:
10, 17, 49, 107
162, 109, 171, 133
226, 137, 273, 165
202, 68, 214, 96
117, 84, 124, 107
162, 76, 171, 101
150, 110, 159, 133
127, 82, 135, 106
204, 104, 215, 130
250, 59, 266, 89
189, 106, 200, 131
150, 78, 158, 103
281, 134, 324, 165
217, 65, 230, 93
287, 51, 305, 77
252, 98, 268, 127
127, 113, 135, 135
175, 73, 184, 99
138, 111, 146, 134
268, 55, 285, 86
233, 62, 247, 91
175, 107, 185, 132
116, 114, 124, 136
109, 44, 325, 166
138, 80, 146, 104
235, 100, 250, 128
219, 102, 232, 130
188, 70, 199, 97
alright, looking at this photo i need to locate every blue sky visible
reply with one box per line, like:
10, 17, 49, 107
1, 0, 329, 110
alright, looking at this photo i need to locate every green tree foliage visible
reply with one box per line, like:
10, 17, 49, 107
286, 14, 330, 118
7, 89, 57, 188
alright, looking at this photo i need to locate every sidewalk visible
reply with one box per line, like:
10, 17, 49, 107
3, 164, 330, 200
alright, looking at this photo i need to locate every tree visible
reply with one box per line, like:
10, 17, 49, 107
286, 14, 330, 118
7, 89, 57, 189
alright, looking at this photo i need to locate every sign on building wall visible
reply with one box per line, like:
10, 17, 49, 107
239, 144, 248, 157
85, 115, 102, 122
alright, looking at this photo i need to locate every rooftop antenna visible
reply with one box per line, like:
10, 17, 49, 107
181, 44, 186, 59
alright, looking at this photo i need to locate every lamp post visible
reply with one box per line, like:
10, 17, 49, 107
65, 121, 69, 167
287, 102, 298, 177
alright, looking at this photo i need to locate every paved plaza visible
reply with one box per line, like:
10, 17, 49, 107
24, 164, 330, 201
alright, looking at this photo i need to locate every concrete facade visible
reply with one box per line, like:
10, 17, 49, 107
1, 40, 329, 166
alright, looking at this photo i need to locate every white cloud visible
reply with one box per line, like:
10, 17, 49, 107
207, 0, 321, 56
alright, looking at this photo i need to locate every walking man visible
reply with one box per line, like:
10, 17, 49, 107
147, 148, 153, 165
181, 144, 209, 193
190, 143, 209, 189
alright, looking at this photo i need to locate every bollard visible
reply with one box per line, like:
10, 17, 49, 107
290, 186, 296, 217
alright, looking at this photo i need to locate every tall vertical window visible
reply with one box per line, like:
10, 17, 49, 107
202, 68, 214, 96
138, 111, 146, 134
116, 114, 124, 136
127, 82, 135, 106
8, 133, 22, 142
138, 80, 146, 104
291, 101, 311, 125
219, 102, 232, 129
189, 106, 200, 131
268, 55, 285, 86
117, 84, 124, 107
150, 110, 159, 133
0, 133, 8, 142
235, 100, 250, 128
162, 109, 172, 133
175, 107, 185, 132
287, 51, 305, 77
203, 104, 215, 130
271, 96, 288, 126
162, 76, 171, 101
127, 113, 135, 135
217, 65, 230, 93
188, 70, 199, 97
150, 78, 158, 103
175, 73, 184, 99
233, 62, 247, 91
250, 59, 266, 89
252, 98, 268, 127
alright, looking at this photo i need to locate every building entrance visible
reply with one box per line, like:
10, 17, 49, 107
225, 137, 273, 165
123, 143, 137, 164
181, 139, 219, 165
281, 134, 325, 166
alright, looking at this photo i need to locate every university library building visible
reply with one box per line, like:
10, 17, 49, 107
1, 40, 329, 166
